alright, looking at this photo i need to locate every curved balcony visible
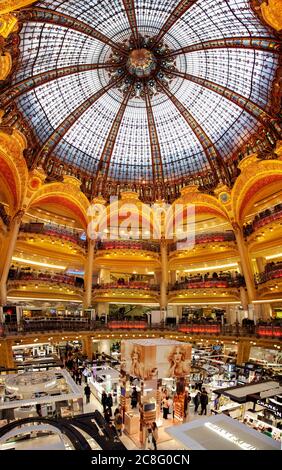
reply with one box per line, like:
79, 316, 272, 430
107, 320, 147, 329
178, 323, 221, 335
95, 240, 160, 253
1, 319, 281, 340
92, 282, 160, 303
244, 204, 282, 237
7, 271, 84, 301
93, 281, 159, 291
8, 270, 84, 287
255, 265, 282, 285
169, 275, 245, 291
19, 222, 86, 249
168, 232, 235, 253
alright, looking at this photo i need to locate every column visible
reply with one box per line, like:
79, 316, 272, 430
256, 257, 266, 274
83, 335, 93, 359
239, 286, 249, 311
255, 258, 272, 321
0, 210, 24, 306
83, 239, 94, 309
233, 224, 256, 302
160, 238, 168, 310
97, 302, 109, 324
0, 339, 14, 369
16, 306, 23, 332
99, 268, 111, 284
169, 270, 177, 284
237, 340, 251, 365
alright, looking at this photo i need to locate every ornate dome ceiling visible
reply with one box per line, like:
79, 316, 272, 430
3, 0, 281, 198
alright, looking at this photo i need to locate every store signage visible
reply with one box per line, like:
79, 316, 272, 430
204, 423, 257, 450
257, 399, 282, 418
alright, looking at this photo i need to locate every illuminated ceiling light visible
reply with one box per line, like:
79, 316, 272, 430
7, 296, 81, 303
183, 263, 238, 273
265, 253, 282, 260
12, 257, 66, 270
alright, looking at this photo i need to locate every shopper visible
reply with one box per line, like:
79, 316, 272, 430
101, 391, 107, 413
131, 386, 138, 408
200, 388, 209, 415
84, 384, 91, 404
151, 422, 158, 450
114, 411, 123, 436
184, 392, 191, 418
106, 393, 113, 416
162, 397, 169, 419
145, 425, 154, 450
193, 391, 201, 413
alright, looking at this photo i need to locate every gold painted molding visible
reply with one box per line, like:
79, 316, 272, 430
0, 51, 11, 79
0, 12, 17, 37
261, 0, 282, 31
0, 0, 36, 15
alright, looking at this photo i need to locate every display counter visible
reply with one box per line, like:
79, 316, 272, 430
244, 411, 282, 442
124, 411, 139, 435
88, 369, 120, 405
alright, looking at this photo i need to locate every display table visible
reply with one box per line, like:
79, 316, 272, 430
124, 411, 139, 435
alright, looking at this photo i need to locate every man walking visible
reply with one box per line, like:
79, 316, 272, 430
200, 388, 209, 415
84, 384, 91, 404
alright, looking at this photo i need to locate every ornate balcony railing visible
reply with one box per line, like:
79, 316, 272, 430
95, 240, 160, 252
7, 270, 84, 288
168, 232, 235, 253
255, 266, 282, 285
169, 276, 245, 290
93, 282, 160, 291
20, 222, 86, 248
243, 204, 282, 237
1, 319, 281, 339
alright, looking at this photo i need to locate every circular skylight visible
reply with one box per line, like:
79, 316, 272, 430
5, 0, 280, 189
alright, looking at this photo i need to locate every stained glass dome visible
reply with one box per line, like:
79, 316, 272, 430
4, 0, 281, 194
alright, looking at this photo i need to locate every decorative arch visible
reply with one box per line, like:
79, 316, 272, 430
232, 155, 282, 222
166, 186, 230, 238
90, 191, 158, 239
27, 176, 90, 229
0, 129, 28, 211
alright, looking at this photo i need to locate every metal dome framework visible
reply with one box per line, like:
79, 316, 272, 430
1, 0, 281, 201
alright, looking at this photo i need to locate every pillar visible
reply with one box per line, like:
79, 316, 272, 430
83, 239, 94, 308
83, 335, 93, 359
233, 224, 256, 302
97, 302, 109, 324
0, 210, 24, 306
0, 339, 14, 369
160, 237, 168, 310
237, 340, 251, 365
99, 268, 111, 284
239, 286, 249, 311
256, 257, 266, 274
16, 306, 23, 332
169, 270, 177, 284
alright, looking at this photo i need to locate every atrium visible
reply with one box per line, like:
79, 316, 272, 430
0, 0, 281, 452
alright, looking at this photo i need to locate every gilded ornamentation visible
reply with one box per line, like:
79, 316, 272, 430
0, 13, 17, 37
232, 158, 282, 222
0, 51, 11, 79
0, 129, 28, 209
261, 0, 282, 31
27, 180, 90, 229
0, 0, 36, 15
